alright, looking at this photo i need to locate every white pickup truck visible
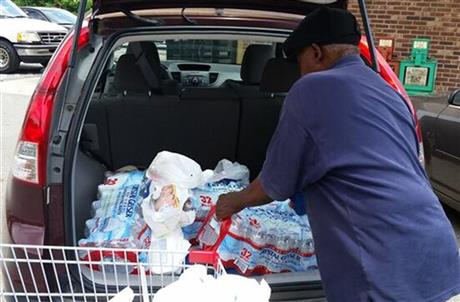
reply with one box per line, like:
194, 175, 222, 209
0, 0, 67, 73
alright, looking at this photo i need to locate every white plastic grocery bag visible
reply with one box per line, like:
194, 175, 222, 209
146, 151, 213, 189
141, 151, 212, 273
207, 159, 250, 184
152, 264, 271, 302
142, 151, 213, 236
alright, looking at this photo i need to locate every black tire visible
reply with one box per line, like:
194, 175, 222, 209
0, 40, 20, 74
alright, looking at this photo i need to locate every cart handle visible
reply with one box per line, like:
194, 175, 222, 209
189, 250, 220, 267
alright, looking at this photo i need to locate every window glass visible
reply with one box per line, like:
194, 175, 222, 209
97, 38, 276, 93
109, 39, 274, 68
41, 8, 76, 24
164, 40, 274, 65
453, 91, 460, 106
0, 0, 28, 17
25, 9, 47, 21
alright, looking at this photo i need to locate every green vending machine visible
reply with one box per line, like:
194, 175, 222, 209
399, 38, 437, 95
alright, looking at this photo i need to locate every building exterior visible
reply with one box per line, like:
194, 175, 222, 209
349, 0, 460, 94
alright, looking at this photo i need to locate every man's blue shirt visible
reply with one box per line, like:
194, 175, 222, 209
260, 55, 460, 302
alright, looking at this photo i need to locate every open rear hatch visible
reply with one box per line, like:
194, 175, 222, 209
93, 0, 346, 15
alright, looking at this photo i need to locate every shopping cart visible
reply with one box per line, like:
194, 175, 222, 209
0, 243, 225, 301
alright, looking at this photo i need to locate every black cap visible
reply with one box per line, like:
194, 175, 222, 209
283, 7, 361, 61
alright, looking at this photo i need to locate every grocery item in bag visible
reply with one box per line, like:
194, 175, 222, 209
182, 160, 249, 241
152, 264, 271, 302
141, 151, 213, 237
141, 151, 213, 274
197, 201, 317, 275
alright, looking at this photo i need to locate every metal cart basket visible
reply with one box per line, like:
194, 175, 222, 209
0, 243, 224, 301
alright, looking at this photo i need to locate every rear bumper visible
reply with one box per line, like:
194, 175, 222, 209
5, 176, 46, 246
13, 44, 57, 63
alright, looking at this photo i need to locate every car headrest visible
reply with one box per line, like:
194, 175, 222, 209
127, 41, 161, 68
260, 58, 300, 93
113, 54, 151, 94
240, 44, 274, 85
127, 41, 164, 90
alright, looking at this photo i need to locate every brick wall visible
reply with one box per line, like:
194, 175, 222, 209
348, 0, 460, 94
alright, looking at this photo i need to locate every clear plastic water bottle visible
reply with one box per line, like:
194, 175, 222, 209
243, 223, 252, 241
252, 229, 266, 246
300, 238, 314, 254
198, 215, 220, 247
230, 215, 245, 236
265, 232, 276, 248
287, 237, 297, 252
276, 233, 289, 251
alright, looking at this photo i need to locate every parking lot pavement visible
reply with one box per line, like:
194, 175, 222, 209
0, 63, 43, 80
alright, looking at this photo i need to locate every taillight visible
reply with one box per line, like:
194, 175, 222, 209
12, 27, 89, 185
12, 142, 40, 183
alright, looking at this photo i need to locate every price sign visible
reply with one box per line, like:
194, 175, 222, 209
377, 37, 395, 62
413, 40, 428, 50
379, 39, 393, 48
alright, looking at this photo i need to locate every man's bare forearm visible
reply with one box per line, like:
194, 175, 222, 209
216, 177, 274, 220
235, 177, 273, 210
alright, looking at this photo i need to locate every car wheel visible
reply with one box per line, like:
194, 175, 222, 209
0, 40, 20, 74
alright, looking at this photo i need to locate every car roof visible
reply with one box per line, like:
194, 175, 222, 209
22, 6, 65, 11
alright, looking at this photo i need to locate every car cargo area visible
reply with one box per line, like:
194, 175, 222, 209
70, 35, 325, 300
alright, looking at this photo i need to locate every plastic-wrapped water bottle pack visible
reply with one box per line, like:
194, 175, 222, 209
182, 179, 247, 242
78, 169, 152, 269
197, 201, 317, 275
182, 159, 249, 242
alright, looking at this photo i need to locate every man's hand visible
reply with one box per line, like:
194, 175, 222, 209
215, 177, 274, 221
216, 192, 245, 221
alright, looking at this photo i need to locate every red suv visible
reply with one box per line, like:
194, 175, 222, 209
4, 0, 423, 300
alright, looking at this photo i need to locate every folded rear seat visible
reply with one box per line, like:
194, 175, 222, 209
179, 87, 240, 169
83, 42, 297, 175
236, 58, 300, 178
82, 53, 154, 169
84, 49, 240, 171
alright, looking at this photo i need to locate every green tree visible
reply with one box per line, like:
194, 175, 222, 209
14, 0, 93, 14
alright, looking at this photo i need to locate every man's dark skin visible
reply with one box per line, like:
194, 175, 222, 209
215, 43, 359, 220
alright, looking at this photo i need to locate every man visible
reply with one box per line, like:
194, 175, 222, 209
216, 7, 460, 302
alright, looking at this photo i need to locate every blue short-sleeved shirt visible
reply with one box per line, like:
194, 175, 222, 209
259, 55, 460, 302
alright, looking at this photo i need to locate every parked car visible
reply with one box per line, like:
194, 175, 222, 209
21, 6, 76, 30
412, 90, 460, 211
4, 0, 424, 300
0, 0, 68, 73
